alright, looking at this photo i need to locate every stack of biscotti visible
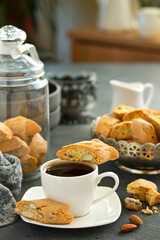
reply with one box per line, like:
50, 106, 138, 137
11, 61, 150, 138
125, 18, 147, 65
94, 105, 160, 144
0, 116, 47, 175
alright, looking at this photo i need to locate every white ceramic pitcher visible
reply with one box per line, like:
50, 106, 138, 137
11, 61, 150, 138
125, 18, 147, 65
110, 80, 154, 110
97, 0, 139, 31
138, 7, 160, 37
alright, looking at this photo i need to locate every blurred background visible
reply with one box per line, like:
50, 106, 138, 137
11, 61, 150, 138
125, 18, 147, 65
1, 0, 160, 63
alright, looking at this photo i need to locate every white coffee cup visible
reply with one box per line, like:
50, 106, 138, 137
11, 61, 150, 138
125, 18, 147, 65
139, 7, 160, 37
41, 159, 119, 217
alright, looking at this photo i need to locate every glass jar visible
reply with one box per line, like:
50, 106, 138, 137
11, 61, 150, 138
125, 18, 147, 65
0, 25, 49, 180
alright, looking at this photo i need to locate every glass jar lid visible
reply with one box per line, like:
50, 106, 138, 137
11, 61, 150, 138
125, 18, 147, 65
0, 25, 44, 81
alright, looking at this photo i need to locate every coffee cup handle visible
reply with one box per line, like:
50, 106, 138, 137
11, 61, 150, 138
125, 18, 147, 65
93, 172, 119, 204
144, 83, 154, 108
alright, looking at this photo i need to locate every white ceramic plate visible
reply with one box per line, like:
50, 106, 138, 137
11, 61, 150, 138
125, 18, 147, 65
20, 186, 121, 229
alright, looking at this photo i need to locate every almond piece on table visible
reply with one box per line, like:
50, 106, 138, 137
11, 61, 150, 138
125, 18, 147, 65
120, 223, 137, 232
129, 215, 143, 226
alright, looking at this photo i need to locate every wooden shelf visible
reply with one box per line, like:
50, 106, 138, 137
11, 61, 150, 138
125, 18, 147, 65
68, 26, 160, 62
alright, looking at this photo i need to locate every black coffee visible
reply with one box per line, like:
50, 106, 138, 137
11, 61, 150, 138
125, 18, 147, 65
45, 162, 94, 177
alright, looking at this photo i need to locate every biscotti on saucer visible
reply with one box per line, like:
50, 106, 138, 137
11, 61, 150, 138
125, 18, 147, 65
57, 139, 119, 165
127, 178, 160, 206
15, 199, 73, 224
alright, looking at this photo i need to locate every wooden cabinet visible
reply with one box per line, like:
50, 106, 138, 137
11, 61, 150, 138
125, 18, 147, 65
68, 26, 160, 62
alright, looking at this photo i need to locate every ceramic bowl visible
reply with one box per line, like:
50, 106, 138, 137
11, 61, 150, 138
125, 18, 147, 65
49, 80, 61, 112
48, 71, 97, 117
50, 105, 61, 130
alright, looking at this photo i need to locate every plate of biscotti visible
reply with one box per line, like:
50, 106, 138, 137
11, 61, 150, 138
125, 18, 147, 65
91, 105, 160, 174
16, 186, 121, 229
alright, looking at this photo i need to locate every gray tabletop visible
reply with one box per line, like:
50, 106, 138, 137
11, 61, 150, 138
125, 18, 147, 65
2, 63, 160, 239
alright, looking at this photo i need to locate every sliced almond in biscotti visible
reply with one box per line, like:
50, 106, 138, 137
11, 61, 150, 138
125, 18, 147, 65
94, 115, 120, 138
131, 118, 158, 145
113, 105, 135, 121
110, 121, 132, 140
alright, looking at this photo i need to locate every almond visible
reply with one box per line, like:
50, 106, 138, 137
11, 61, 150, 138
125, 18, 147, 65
129, 215, 143, 226
29, 203, 37, 209
82, 154, 93, 161
120, 223, 137, 232
21, 210, 34, 218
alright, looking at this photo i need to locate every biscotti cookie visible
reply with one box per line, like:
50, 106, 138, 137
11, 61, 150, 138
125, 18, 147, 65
110, 121, 132, 140
123, 108, 160, 140
0, 136, 29, 158
57, 139, 119, 165
122, 109, 149, 122
127, 178, 160, 206
124, 197, 142, 210
4, 115, 41, 141
15, 199, 73, 224
29, 133, 47, 165
0, 122, 13, 143
95, 115, 120, 138
20, 155, 38, 174
113, 105, 135, 120
142, 109, 160, 141
131, 118, 158, 144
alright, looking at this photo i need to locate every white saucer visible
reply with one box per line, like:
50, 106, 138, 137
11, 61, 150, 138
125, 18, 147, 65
21, 186, 121, 229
